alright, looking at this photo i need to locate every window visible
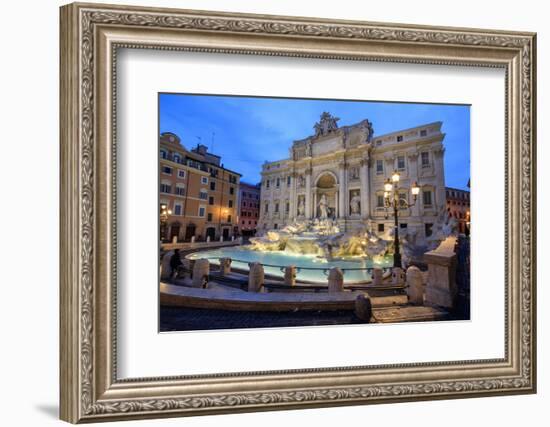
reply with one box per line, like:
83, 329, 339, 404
287, 175, 291, 186
207, 213, 213, 222
162, 166, 172, 175
173, 154, 180, 163
422, 190, 433, 206
285, 202, 290, 213
208, 196, 214, 205
276, 177, 280, 188
397, 156, 405, 170
198, 206, 206, 217
275, 203, 279, 213
400, 223, 408, 229
199, 190, 208, 200
266, 180, 270, 188
377, 194, 385, 208
378, 223, 385, 232
228, 200, 233, 208
175, 185, 185, 196
230, 187, 234, 195
177, 169, 185, 179
160, 183, 171, 194
160, 150, 167, 159
425, 223, 433, 237
201, 176, 208, 185
420, 129, 427, 137
265, 203, 269, 213
376, 159, 384, 175
274, 224, 278, 230
227, 215, 232, 223
174, 204, 182, 216
210, 181, 216, 191
421, 151, 430, 167
397, 135, 403, 142
242, 220, 246, 225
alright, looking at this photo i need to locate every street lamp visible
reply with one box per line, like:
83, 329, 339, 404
383, 172, 420, 268
160, 203, 172, 242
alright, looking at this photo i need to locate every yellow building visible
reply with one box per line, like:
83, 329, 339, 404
159, 132, 241, 242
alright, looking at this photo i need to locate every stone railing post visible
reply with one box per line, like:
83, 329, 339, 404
182, 258, 194, 281
191, 236, 195, 243
192, 259, 210, 288
372, 268, 383, 286
284, 265, 297, 287
206, 236, 211, 243
424, 236, 458, 308
160, 251, 174, 281
248, 262, 264, 292
219, 257, 232, 276
354, 293, 372, 322
406, 265, 424, 305
328, 267, 344, 293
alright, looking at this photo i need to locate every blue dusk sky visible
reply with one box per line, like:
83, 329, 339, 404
159, 93, 470, 190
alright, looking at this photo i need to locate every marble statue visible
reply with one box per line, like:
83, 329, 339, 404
297, 197, 305, 216
350, 193, 361, 215
314, 112, 340, 137
318, 194, 329, 219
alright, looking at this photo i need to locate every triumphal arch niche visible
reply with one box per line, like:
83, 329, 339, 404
260, 111, 446, 236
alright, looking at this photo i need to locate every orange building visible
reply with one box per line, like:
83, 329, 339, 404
445, 186, 470, 234
159, 132, 241, 242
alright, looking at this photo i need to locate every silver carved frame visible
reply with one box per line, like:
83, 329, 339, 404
60, 2, 537, 423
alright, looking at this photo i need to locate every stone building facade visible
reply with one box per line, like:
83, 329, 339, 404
445, 186, 470, 234
159, 132, 241, 242
258, 112, 447, 241
238, 182, 261, 236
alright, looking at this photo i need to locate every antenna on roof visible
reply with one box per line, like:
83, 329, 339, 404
195, 136, 201, 148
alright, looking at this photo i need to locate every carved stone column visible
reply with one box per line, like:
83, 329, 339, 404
433, 146, 446, 211
338, 162, 346, 218
305, 167, 312, 219
289, 171, 296, 221
360, 157, 369, 219
408, 151, 420, 218
313, 187, 318, 219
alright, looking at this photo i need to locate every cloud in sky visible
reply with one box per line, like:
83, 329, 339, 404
159, 93, 470, 190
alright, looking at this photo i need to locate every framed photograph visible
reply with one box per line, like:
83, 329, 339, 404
60, 2, 536, 423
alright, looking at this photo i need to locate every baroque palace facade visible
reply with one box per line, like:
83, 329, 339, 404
159, 132, 241, 242
259, 112, 447, 240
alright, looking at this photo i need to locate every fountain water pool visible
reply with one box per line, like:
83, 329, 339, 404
186, 246, 393, 283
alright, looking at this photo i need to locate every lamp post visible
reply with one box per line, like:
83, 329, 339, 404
159, 203, 171, 242
384, 171, 420, 268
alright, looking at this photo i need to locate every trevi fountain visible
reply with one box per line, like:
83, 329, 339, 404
188, 207, 458, 283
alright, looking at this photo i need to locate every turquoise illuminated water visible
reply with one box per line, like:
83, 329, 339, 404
186, 246, 393, 283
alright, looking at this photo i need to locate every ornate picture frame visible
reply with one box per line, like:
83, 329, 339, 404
60, 2, 536, 423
